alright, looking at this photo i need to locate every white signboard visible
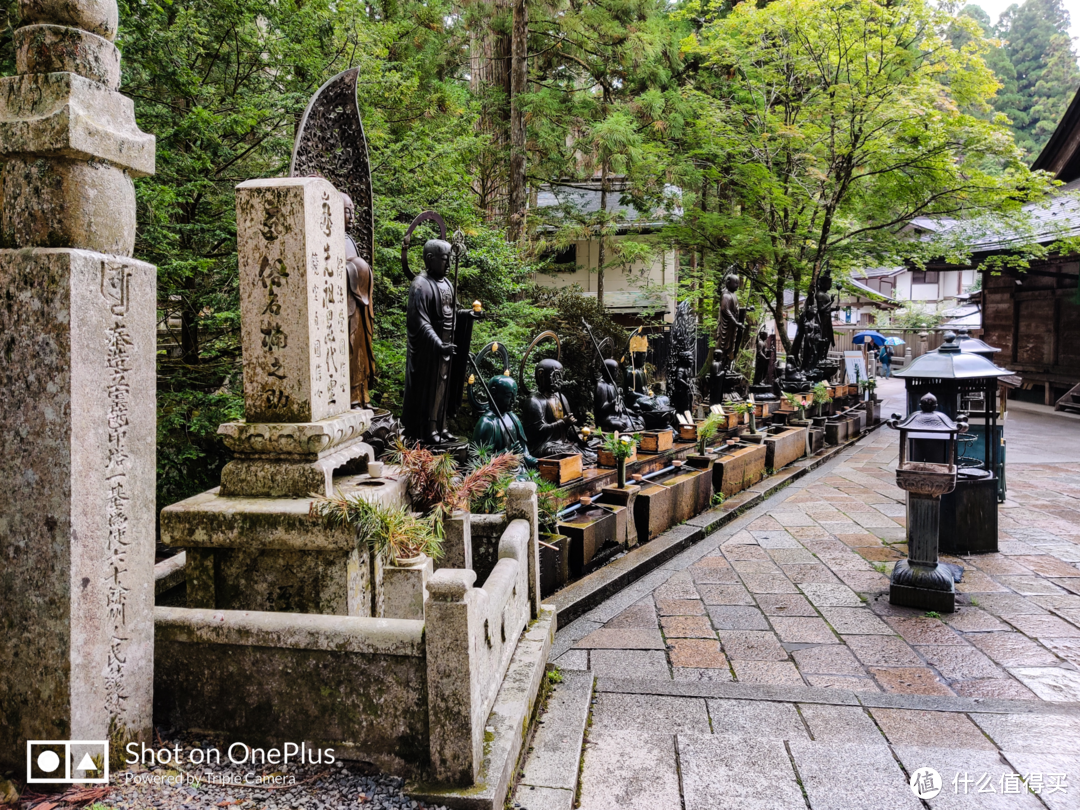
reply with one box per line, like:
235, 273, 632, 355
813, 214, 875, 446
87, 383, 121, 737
844, 350, 868, 385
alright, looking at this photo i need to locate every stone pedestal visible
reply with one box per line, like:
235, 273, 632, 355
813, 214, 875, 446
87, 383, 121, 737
890, 494, 957, 613
160, 472, 409, 616
0, 0, 157, 769
383, 555, 434, 621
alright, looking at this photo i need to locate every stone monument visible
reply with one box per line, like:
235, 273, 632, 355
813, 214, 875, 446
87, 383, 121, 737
217, 177, 374, 497
0, 0, 157, 768
161, 178, 394, 618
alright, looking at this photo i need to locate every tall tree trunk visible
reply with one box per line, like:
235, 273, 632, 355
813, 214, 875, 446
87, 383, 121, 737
507, 0, 528, 241
470, 0, 512, 221
180, 278, 200, 363
597, 160, 609, 308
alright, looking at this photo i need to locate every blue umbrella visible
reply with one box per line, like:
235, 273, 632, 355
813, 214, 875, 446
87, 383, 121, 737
852, 330, 886, 346
883, 336, 905, 346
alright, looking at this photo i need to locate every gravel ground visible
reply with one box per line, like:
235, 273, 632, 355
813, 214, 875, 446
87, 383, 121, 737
14, 735, 447, 810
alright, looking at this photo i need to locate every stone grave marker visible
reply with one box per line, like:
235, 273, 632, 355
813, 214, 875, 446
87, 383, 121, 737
0, 0, 156, 768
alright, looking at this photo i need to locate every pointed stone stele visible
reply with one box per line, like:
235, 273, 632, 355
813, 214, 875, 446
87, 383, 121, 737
0, 0, 156, 770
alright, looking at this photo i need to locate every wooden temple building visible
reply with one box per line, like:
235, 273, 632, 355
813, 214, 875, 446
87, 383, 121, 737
929, 87, 1080, 407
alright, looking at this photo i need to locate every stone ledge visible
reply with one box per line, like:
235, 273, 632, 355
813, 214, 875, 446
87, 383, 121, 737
159, 472, 408, 550
593, 675, 1080, 716
155, 605, 425, 657
218, 409, 373, 458
408, 605, 557, 810
154, 552, 186, 597
0, 72, 155, 175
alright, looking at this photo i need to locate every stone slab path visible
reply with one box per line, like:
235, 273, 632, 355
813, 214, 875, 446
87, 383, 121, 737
514, 426, 1080, 809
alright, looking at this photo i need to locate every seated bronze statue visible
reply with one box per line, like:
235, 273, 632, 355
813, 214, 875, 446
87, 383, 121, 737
471, 374, 538, 467
523, 358, 597, 463
595, 359, 644, 433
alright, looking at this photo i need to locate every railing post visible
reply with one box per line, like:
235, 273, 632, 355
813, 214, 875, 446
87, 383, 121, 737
505, 481, 541, 618
425, 568, 483, 784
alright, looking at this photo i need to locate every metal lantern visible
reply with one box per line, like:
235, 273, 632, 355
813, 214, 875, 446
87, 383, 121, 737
887, 394, 968, 613
894, 332, 1011, 552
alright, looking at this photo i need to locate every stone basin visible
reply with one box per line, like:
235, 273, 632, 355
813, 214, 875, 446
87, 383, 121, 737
539, 532, 570, 598
633, 475, 677, 543
763, 425, 806, 471
657, 462, 713, 524
711, 442, 767, 497
558, 506, 619, 577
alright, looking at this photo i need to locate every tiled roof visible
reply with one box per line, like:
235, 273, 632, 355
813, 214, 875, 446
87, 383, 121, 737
534, 180, 682, 230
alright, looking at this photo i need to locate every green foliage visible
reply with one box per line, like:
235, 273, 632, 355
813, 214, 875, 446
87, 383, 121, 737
659, 0, 1053, 353
812, 381, 832, 405
924, 611, 942, 619
875, 303, 948, 330
600, 430, 638, 462
310, 494, 443, 561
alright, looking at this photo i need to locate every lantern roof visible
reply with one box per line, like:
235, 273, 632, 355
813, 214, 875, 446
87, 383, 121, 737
955, 329, 1002, 357
894, 332, 1012, 381
893, 394, 965, 434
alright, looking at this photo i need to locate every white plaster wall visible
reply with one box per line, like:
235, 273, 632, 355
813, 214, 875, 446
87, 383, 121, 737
533, 235, 677, 320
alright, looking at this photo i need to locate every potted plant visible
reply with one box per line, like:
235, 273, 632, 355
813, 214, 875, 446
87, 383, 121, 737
812, 381, 833, 418
695, 411, 726, 455
600, 431, 638, 489
731, 401, 762, 442
310, 495, 443, 566
860, 378, 881, 424
783, 392, 808, 425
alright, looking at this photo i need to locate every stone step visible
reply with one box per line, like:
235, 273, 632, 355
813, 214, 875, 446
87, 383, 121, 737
513, 669, 594, 810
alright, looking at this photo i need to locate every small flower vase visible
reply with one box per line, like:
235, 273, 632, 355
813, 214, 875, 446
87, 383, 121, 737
749, 412, 757, 434
617, 457, 627, 489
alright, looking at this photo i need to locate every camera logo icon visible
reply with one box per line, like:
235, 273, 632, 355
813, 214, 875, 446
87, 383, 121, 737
27, 740, 109, 784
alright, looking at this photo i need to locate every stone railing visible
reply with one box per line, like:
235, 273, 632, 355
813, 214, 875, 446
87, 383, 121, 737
152, 482, 544, 787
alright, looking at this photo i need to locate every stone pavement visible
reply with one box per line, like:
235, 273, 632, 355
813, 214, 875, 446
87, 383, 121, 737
514, 426, 1080, 809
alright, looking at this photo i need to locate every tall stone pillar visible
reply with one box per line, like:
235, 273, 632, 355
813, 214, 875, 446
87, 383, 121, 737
0, 0, 157, 770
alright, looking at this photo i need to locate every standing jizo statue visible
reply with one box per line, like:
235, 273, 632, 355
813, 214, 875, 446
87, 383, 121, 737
401, 236, 477, 445
343, 194, 376, 407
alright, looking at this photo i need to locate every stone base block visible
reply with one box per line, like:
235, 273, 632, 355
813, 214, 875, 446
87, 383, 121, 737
0, 248, 156, 770
160, 472, 408, 616
383, 555, 434, 621
220, 438, 375, 497
889, 583, 956, 614
154, 607, 428, 776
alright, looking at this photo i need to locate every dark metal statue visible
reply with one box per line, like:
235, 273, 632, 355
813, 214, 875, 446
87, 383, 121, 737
400, 214, 478, 446
667, 300, 698, 416
710, 270, 753, 402
523, 358, 597, 463
595, 358, 644, 433
470, 373, 538, 467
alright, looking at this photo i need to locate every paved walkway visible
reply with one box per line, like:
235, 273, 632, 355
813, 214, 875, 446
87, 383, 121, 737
515, 425, 1080, 810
